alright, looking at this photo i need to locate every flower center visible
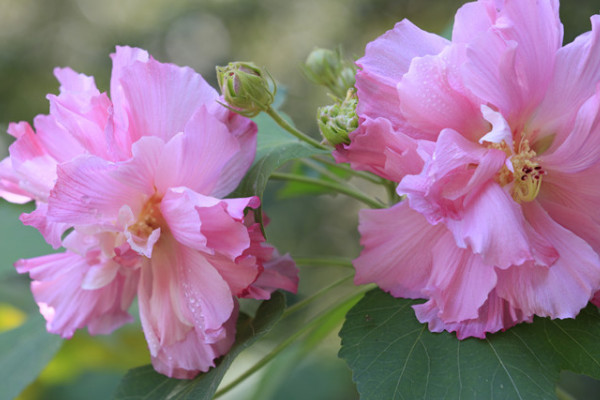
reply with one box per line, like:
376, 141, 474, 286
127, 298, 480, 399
128, 194, 165, 239
490, 139, 545, 203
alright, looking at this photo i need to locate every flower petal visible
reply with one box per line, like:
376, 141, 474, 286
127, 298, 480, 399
398, 45, 487, 141
356, 19, 449, 131
354, 202, 446, 298
531, 15, 600, 141
423, 233, 497, 322
495, 201, 600, 318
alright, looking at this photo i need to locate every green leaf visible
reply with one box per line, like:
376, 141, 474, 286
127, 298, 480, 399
113, 291, 286, 400
277, 160, 351, 199
0, 315, 63, 400
232, 113, 327, 199
339, 289, 600, 400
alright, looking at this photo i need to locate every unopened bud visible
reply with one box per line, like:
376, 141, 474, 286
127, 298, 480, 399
216, 62, 276, 117
303, 48, 357, 98
317, 89, 358, 146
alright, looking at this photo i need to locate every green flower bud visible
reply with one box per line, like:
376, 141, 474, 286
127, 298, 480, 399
303, 47, 357, 98
216, 62, 276, 117
318, 89, 358, 146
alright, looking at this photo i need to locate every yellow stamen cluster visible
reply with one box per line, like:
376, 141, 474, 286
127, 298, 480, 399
488, 139, 545, 203
128, 195, 165, 239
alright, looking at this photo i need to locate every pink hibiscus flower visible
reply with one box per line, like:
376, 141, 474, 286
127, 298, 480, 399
336, 0, 600, 338
1, 46, 298, 378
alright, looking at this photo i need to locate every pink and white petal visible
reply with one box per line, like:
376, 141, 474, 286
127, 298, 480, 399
424, 233, 497, 322
539, 88, 600, 173
495, 201, 600, 318
334, 117, 425, 182
531, 15, 600, 142
446, 182, 557, 269
49, 155, 149, 226
110, 46, 218, 143
356, 19, 449, 130
16, 251, 137, 338
354, 202, 447, 298
150, 303, 238, 379
20, 203, 70, 249
398, 46, 487, 141
479, 105, 513, 147
154, 108, 242, 195
414, 289, 532, 339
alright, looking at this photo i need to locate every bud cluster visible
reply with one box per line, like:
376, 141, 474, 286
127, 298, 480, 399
317, 89, 358, 146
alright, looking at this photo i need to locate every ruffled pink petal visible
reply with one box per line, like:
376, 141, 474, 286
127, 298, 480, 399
398, 128, 506, 224
445, 181, 558, 269
109, 46, 218, 144
398, 45, 487, 141
423, 233, 497, 322
532, 15, 600, 143
356, 19, 449, 132
354, 202, 447, 298
241, 217, 298, 299
539, 87, 600, 173
161, 187, 259, 258
414, 289, 532, 339
460, 0, 562, 125
495, 201, 600, 318
30, 114, 87, 163
15, 250, 138, 338
151, 303, 238, 379
154, 108, 244, 196
245, 254, 299, 300
47, 68, 114, 160
333, 117, 425, 182
49, 137, 163, 226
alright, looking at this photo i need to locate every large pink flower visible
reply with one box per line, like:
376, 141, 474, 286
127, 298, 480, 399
1, 46, 298, 378
338, 0, 600, 338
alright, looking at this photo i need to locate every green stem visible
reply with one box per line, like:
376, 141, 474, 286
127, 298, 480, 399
293, 256, 353, 268
214, 284, 375, 398
270, 172, 385, 209
312, 155, 382, 184
282, 273, 354, 318
266, 107, 328, 150
299, 158, 348, 186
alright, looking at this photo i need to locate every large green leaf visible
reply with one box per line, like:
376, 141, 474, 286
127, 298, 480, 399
339, 289, 600, 400
0, 315, 63, 400
232, 113, 327, 199
113, 291, 286, 400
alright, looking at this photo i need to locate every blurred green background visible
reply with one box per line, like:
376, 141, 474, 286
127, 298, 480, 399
1, 0, 600, 399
